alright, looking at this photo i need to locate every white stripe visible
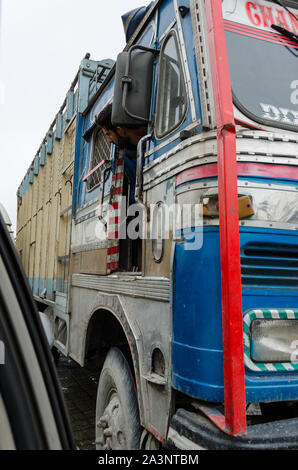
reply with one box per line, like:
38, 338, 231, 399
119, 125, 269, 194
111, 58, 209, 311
108, 210, 120, 219
270, 309, 280, 319
244, 357, 260, 371
286, 309, 295, 319
107, 224, 118, 232
254, 309, 264, 317
266, 364, 276, 371
282, 363, 294, 371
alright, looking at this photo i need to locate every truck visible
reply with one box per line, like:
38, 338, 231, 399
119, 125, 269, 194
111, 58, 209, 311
16, 0, 298, 450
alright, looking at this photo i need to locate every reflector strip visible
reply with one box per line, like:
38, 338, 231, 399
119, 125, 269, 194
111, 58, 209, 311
243, 308, 298, 372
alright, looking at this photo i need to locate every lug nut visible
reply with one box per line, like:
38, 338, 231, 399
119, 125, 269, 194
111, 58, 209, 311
99, 415, 109, 427
104, 427, 112, 437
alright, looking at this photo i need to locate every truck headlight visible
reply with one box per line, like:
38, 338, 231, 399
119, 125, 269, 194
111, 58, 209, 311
251, 319, 298, 363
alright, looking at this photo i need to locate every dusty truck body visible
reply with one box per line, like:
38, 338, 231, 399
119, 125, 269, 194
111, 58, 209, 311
16, 0, 298, 450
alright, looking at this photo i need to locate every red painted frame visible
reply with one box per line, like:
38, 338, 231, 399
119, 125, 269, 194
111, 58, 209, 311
176, 162, 298, 187
205, 0, 247, 436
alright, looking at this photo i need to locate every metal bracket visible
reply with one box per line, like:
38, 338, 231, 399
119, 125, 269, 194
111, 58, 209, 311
179, 6, 190, 18
143, 373, 167, 387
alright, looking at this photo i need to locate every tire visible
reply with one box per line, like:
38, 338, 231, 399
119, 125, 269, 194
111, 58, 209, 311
95, 347, 141, 450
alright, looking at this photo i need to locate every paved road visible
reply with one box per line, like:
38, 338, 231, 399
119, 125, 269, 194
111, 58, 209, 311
57, 355, 98, 450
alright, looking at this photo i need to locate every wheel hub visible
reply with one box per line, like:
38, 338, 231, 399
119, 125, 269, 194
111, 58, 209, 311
96, 392, 126, 450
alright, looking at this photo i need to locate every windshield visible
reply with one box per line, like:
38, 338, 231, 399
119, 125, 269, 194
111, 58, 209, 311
223, 0, 298, 131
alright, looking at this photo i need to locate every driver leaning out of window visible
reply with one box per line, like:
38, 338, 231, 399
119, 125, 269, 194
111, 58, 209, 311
96, 103, 146, 204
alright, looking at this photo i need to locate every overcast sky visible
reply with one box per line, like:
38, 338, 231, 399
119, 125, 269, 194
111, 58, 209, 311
0, 0, 148, 233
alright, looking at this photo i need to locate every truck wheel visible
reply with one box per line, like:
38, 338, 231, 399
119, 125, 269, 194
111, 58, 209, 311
95, 347, 141, 450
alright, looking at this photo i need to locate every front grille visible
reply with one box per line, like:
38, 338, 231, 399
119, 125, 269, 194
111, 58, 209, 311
241, 244, 298, 288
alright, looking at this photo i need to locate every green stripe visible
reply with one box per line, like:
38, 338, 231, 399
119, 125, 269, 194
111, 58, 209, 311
263, 310, 272, 319
257, 363, 268, 372
278, 310, 288, 320
274, 363, 287, 372
243, 323, 250, 335
250, 312, 257, 322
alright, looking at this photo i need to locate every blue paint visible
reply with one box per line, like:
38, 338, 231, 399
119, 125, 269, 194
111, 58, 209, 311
89, 79, 114, 125
47, 131, 54, 155
78, 59, 114, 113
55, 277, 64, 293
72, 113, 84, 217
33, 277, 39, 296
238, 175, 298, 186
146, 7, 203, 165
139, 23, 155, 47
122, 3, 153, 42
39, 278, 46, 296
30, 277, 65, 301
25, 173, 30, 191
55, 113, 63, 140
19, 181, 25, 197
29, 170, 34, 184
176, 0, 201, 122
172, 226, 298, 403
40, 143, 47, 166
34, 155, 40, 176
75, 81, 114, 215
66, 91, 75, 122
172, 227, 224, 401
156, 0, 175, 41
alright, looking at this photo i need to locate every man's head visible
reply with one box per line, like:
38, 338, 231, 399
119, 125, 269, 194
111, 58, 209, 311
96, 103, 147, 149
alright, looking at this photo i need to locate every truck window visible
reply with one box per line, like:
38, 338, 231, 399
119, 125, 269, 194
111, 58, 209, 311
223, 0, 298, 131
87, 127, 111, 191
155, 31, 187, 138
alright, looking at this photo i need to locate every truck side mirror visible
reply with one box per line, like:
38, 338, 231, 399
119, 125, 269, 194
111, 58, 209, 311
112, 45, 159, 127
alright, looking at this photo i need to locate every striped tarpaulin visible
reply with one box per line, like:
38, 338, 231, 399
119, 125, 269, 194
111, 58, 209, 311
106, 150, 124, 274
